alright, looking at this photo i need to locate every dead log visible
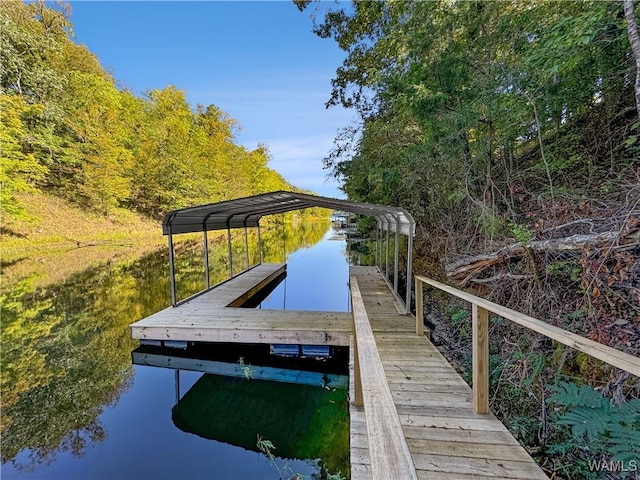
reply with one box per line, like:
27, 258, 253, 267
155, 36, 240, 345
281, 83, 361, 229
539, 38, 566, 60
446, 230, 640, 283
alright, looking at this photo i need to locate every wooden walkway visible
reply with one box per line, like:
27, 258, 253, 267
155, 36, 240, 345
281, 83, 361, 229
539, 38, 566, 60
130, 263, 351, 346
349, 266, 547, 480
130, 262, 547, 479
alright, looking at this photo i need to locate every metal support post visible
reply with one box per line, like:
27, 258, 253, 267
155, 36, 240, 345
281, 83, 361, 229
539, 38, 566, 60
203, 231, 210, 289
393, 216, 400, 296
244, 225, 250, 269
227, 226, 233, 278
385, 227, 390, 280
282, 214, 286, 263
406, 231, 414, 314
257, 223, 263, 263
347, 212, 351, 266
378, 225, 383, 270
168, 231, 177, 306
375, 224, 380, 268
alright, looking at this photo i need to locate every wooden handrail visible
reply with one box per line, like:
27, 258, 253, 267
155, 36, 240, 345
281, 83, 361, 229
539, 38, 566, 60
415, 275, 640, 413
351, 276, 418, 480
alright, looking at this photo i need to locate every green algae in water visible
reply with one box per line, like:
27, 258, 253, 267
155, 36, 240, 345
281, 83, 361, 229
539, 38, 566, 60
171, 373, 349, 477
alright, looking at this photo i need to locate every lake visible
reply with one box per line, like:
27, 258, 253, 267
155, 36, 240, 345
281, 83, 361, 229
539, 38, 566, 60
1, 220, 364, 479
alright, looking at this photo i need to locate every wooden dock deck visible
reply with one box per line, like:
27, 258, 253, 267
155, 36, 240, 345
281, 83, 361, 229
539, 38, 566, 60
130, 263, 351, 346
349, 266, 547, 480
130, 262, 547, 479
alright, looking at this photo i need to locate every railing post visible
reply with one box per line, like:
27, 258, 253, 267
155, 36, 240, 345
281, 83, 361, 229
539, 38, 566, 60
472, 304, 489, 414
415, 278, 424, 336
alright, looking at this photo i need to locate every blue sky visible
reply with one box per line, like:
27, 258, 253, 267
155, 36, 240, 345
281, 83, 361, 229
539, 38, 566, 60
68, 1, 354, 198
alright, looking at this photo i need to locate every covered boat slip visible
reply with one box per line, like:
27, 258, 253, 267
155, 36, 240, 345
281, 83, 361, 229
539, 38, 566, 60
162, 191, 416, 312
132, 192, 550, 479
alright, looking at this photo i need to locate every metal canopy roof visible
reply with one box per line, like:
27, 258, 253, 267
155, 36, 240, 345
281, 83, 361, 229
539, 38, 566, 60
162, 191, 415, 236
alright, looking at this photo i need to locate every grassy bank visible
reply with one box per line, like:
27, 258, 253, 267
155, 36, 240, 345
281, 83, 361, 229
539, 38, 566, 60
2, 193, 165, 287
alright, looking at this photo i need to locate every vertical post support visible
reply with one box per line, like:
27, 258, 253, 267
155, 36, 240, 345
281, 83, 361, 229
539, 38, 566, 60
168, 231, 177, 306
347, 212, 351, 265
393, 216, 400, 295
257, 223, 263, 264
379, 224, 383, 271
203, 230, 210, 289
282, 214, 287, 263
351, 305, 363, 407
385, 227, 390, 280
472, 304, 490, 414
405, 230, 413, 315
375, 223, 380, 268
415, 277, 424, 336
174, 369, 180, 405
244, 225, 250, 269
226, 226, 233, 278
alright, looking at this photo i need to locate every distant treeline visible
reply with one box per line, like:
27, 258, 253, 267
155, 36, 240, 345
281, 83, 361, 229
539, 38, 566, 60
1, 1, 310, 219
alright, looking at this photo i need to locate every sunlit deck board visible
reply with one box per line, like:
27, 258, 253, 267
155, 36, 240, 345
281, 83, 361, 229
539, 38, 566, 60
349, 266, 548, 480
188, 263, 286, 307
349, 336, 372, 480
129, 263, 351, 346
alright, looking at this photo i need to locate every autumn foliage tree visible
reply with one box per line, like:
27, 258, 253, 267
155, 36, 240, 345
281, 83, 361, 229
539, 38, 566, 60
0, 0, 296, 219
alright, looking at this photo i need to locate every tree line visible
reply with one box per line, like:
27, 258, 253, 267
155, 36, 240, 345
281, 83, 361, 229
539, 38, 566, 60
1, 1, 301, 220
297, 2, 640, 475
297, 0, 639, 235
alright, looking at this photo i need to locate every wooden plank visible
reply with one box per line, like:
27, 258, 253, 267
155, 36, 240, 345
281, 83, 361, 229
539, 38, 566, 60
406, 438, 535, 462
399, 413, 511, 431
350, 334, 372, 480
412, 453, 548, 479
402, 425, 522, 446
415, 275, 640, 377
190, 263, 286, 307
351, 275, 418, 480
131, 323, 350, 346
226, 264, 286, 307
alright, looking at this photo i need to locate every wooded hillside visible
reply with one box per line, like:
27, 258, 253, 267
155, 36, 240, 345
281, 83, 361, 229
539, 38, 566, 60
1, 1, 303, 221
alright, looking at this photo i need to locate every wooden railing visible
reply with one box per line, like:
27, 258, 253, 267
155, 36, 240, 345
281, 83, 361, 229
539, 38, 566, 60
350, 276, 418, 480
415, 275, 640, 414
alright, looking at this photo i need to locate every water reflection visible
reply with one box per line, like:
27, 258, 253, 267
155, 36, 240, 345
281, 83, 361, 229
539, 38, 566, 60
1, 220, 339, 478
132, 343, 350, 477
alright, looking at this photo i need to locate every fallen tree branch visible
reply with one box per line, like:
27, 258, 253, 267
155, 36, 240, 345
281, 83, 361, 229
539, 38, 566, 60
446, 229, 640, 282
467, 274, 533, 284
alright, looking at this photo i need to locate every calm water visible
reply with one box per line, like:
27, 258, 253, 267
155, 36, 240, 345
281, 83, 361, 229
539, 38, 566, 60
1, 221, 359, 479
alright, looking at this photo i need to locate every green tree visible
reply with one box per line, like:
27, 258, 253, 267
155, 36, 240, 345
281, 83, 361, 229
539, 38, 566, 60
0, 94, 48, 216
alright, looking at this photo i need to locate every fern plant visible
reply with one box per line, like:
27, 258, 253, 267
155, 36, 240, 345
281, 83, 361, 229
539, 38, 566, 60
547, 381, 640, 463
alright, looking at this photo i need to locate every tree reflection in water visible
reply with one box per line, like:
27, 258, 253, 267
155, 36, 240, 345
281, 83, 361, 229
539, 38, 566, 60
0, 220, 330, 471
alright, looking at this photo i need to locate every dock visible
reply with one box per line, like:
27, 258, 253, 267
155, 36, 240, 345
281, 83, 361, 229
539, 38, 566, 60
349, 266, 547, 479
130, 263, 352, 346
131, 192, 640, 480
131, 262, 548, 479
